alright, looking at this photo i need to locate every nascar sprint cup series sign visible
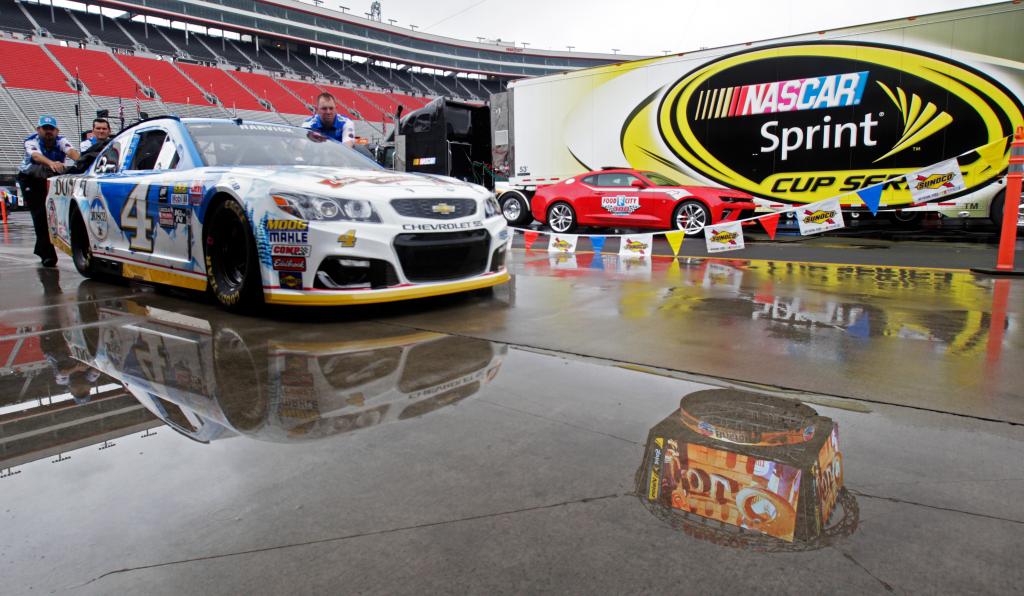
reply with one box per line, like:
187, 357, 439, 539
516, 9, 1024, 210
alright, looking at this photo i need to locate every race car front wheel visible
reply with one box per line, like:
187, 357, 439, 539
547, 202, 578, 233
500, 190, 533, 227
673, 200, 710, 237
204, 199, 263, 310
69, 205, 97, 278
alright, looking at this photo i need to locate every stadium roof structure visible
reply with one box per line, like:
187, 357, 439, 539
90, 0, 645, 77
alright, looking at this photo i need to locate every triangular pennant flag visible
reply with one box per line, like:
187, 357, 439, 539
664, 230, 685, 256
856, 184, 884, 216
548, 234, 577, 253
759, 213, 780, 239
523, 230, 539, 251
590, 235, 606, 253
976, 138, 1007, 171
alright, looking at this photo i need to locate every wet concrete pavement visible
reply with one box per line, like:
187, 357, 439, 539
0, 212, 1021, 594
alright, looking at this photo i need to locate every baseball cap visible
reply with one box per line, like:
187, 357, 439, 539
37, 115, 58, 128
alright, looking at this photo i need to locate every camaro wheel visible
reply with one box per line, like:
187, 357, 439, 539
500, 191, 533, 227
673, 200, 711, 236
547, 202, 578, 233
204, 199, 263, 309
69, 205, 97, 278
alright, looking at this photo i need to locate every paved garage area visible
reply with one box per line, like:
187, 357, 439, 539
0, 212, 1021, 594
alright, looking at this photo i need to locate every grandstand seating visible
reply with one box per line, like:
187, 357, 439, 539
230, 71, 309, 115
0, 3, 34, 34
76, 13, 134, 49
7, 88, 85, 143
162, 28, 217, 62
177, 63, 266, 112
116, 55, 207, 105
212, 38, 253, 67
0, 87, 32, 168
47, 45, 141, 99
320, 84, 379, 122
21, 4, 87, 42
277, 79, 329, 113
0, 40, 72, 92
117, 19, 176, 55
234, 108, 287, 125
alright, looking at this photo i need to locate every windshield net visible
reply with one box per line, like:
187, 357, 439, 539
185, 122, 380, 169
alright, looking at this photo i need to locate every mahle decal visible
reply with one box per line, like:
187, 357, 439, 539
629, 43, 1023, 205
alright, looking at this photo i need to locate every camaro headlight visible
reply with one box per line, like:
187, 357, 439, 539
484, 195, 500, 218
271, 192, 381, 223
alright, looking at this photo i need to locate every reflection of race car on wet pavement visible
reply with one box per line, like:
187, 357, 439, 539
63, 287, 507, 443
504, 168, 756, 235
45, 118, 509, 309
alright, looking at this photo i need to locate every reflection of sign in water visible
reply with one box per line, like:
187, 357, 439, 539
637, 389, 856, 548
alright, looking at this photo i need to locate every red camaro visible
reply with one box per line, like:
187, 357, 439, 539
525, 168, 757, 236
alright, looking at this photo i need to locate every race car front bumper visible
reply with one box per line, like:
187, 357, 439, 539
261, 216, 511, 306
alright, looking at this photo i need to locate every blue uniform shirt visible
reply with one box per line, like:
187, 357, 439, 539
19, 133, 74, 174
301, 113, 355, 145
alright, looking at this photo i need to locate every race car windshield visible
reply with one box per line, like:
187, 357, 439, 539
185, 122, 381, 169
642, 172, 683, 187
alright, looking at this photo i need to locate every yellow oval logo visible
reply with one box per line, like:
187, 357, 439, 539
643, 43, 1023, 205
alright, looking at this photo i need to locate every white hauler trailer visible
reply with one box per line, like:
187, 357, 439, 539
490, 2, 1024, 229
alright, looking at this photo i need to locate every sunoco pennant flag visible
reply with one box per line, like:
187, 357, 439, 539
618, 234, 654, 258
905, 158, 965, 202
548, 234, 577, 253
797, 197, 845, 235
704, 221, 745, 253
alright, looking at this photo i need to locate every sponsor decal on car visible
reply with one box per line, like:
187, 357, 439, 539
278, 271, 303, 289
401, 221, 483, 231
431, 202, 456, 215
601, 195, 641, 215
337, 229, 356, 248
273, 256, 306, 271
271, 244, 311, 256
173, 207, 189, 225
158, 206, 175, 229
173, 183, 188, 194
170, 193, 189, 205
88, 198, 108, 240
158, 185, 168, 203
623, 43, 1023, 205
319, 174, 410, 188
267, 219, 310, 244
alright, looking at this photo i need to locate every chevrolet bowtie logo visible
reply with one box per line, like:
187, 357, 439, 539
431, 202, 456, 215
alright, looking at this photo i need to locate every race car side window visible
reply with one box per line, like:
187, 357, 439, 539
128, 130, 169, 171
152, 135, 180, 171
596, 173, 639, 187
581, 175, 599, 186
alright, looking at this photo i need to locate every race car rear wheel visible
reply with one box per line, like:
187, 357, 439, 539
547, 202, 577, 233
69, 204, 97, 278
204, 199, 263, 310
673, 200, 710, 237
990, 190, 1005, 230
500, 190, 533, 227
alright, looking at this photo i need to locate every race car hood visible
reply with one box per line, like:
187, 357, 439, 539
215, 166, 491, 200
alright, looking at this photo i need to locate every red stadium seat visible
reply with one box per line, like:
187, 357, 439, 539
320, 85, 383, 122
47, 46, 142, 99
176, 63, 266, 111
0, 40, 71, 92
116, 55, 208, 105
232, 71, 310, 115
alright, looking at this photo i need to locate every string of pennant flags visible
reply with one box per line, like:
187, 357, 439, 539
507, 136, 1011, 257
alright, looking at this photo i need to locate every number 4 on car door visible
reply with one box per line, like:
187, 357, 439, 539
120, 185, 153, 253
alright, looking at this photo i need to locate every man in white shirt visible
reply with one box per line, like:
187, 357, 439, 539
79, 118, 111, 153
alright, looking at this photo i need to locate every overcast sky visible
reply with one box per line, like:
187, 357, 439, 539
302, 0, 999, 55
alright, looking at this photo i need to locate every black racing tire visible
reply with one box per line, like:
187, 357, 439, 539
69, 204, 98, 278
204, 199, 264, 310
500, 190, 534, 227
990, 190, 1005, 230
546, 201, 578, 234
673, 200, 711, 237
890, 210, 923, 229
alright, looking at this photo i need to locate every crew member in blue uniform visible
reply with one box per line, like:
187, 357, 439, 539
17, 115, 80, 267
302, 92, 356, 148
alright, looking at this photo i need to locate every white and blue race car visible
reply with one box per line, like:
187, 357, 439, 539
45, 117, 510, 308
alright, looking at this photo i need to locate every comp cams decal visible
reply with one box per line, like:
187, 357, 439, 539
626, 42, 1024, 205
